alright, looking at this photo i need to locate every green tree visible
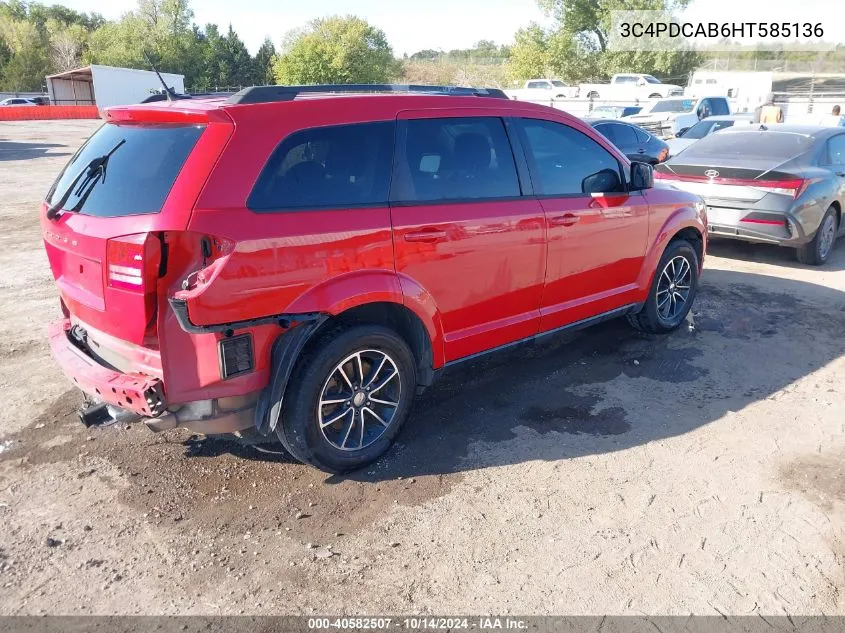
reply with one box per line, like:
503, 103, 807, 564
253, 37, 276, 85
0, 16, 50, 90
533, 0, 702, 82
272, 15, 399, 85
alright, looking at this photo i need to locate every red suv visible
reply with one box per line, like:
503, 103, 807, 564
42, 84, 707, 472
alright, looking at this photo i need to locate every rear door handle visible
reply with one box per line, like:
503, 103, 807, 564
404, 229, 447, 243
548, 213, 580, 227
637, 148, 646, 153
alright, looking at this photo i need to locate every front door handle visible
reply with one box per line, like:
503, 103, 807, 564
404, 229, 447, 243
548, 213, 580, 227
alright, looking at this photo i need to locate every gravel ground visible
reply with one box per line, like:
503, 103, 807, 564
0, 120, 843, 616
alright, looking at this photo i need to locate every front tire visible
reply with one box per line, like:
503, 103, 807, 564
797, 206, 838, 266
277, 325, 417, 473
628, 239, 699, 334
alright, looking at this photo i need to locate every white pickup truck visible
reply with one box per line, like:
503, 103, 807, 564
505, 79, 578, 101
625, 95, 732, 139
578, 74, 684, 101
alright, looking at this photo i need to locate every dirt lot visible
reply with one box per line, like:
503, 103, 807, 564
1, 120, 844, 616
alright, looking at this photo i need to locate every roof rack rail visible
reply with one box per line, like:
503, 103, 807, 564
227, 84, 508, 105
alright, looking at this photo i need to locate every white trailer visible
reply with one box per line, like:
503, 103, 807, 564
46, 65, 185, 109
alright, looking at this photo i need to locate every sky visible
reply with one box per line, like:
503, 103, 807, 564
54, 0, 837, 55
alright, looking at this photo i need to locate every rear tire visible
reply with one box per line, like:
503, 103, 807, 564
797, 206, 838, 266
628, 239, 699, 334
276, 325, 417, 473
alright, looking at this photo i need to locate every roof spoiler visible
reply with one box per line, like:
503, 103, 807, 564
227, 84, 509, 105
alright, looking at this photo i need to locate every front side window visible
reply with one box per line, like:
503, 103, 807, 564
249, 121, 395, 211
711, 99, 730, 115
392, 117, 520, 203
520, 118, 624, 196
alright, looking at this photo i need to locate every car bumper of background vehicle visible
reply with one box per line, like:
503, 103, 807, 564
49, 319, 166, 417
705, 211, 809, 247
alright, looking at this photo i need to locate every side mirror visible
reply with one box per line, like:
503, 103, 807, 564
582, 168, 622, 194
630, 162, 654, 191
676, 127, 689, 137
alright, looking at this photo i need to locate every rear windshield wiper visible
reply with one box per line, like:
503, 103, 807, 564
46, 139, 126, 220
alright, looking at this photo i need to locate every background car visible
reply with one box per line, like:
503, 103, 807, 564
588, 118, 669, 164
667, 115, 755, 156
0, 97, 37, 106
588, 105, 642, 119
655, 125, 845, 265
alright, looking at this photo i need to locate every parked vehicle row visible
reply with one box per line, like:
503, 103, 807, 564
626, 96, 732, 139
666, 114, 755, 157
578, 74, 684, 101
41, 84, 706, 472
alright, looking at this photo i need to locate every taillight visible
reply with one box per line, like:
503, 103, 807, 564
106, 233, 160, 293
657, 148, 669, 163
653, 172, 814, 199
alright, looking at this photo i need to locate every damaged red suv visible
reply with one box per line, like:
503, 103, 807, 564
42, 84, 706, 472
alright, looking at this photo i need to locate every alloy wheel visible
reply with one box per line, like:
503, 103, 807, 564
317, 349, 402, 451
819, 214, 836, 260
656, 255, 692, 322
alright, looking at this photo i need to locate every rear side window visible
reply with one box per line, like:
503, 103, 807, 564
47, 123, 205, 217
520, 118, 624, 195
249, 121, 395, 211
828, 135, 845, 165
392, 117, 521, 203
602, 122, 638, 146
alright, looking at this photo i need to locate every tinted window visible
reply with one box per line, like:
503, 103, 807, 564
521, 119, 623, 196
616, 76, 637, 84
249, 121, 394, 211
633, 127, 650, 143
47, 123, 204, 217
607, 123, 639, 146
711, 99, 730, 115
644, 75, 660, 84
828, 135, 845, 165
680, 131, 814, 161
393, 117, 520, 202
527, 81, 547, 89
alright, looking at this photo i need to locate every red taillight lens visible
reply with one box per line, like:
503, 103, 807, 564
657, 148, 669, 163
106, 233, 160, 293
652, 172, 813, 199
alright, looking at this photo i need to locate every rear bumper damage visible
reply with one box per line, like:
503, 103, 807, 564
49, 318, 255, 435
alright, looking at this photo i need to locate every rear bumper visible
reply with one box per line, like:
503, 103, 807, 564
705, 209, 811, 247
49, 318, 256, 434
48, 319, 166, 416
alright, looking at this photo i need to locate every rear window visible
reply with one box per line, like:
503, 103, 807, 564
47, 122, 204, 217
680, 131, 814, 161
248, 121, 395, 211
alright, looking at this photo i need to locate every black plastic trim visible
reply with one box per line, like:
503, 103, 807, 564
169, 298, 325, 334
254, 316, 329, 436
441, 303, 642, 369
228, 84, 509, 105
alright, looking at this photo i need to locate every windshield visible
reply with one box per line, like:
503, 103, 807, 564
551, 80, 566, 87
650, 99, 695, 113
644, 75, 661, 84
46, 122, 205, 217
679, 131, 814, 161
